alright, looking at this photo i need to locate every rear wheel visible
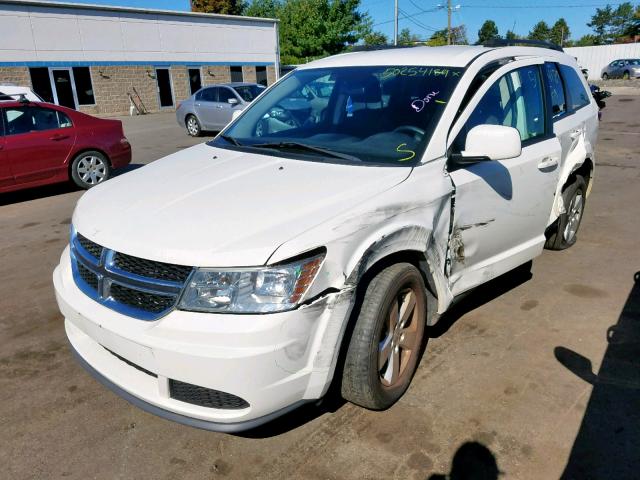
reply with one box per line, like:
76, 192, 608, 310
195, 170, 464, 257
70, 151, 111, 189
341, 263, 426, 410
186, 115, 201, 137
545, 175, 586, 250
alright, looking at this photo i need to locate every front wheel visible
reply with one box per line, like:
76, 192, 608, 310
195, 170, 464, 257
623, 71, 630, 80
602, 73, 609, 80
70, 151, 111, 189
341, 263, 427, 410
545, 175, 586, 250
186, 115, 201, 137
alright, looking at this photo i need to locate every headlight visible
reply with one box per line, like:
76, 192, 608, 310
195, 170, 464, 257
178, 251, 325, 313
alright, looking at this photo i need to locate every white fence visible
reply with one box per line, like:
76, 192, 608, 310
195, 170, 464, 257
565, 43, 640, 80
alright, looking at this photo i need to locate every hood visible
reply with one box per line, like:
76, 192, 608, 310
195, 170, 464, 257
73, 144, 411, 267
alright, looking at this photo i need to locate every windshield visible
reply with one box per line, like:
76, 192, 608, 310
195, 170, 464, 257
214, 65, 463, 165
233, 85, 266, 102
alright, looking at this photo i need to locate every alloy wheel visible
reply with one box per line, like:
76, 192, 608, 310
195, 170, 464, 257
187, 116, 199, 135
563, 191, 584, 243
76, 155, 107, 185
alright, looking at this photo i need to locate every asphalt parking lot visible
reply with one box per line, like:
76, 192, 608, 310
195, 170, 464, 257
1, 99, 638, 480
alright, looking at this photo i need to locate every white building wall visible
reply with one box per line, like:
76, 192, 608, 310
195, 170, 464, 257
565, 43, 640, 80
0, 0, 278, 66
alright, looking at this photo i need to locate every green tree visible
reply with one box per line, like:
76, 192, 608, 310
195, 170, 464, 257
426, 25, 467, 46
549, 18, 570, 46
477, 20, 499, 43
573, 34, 598, 46
588, 2, 636, 44
528, 21, 550, 41
191, 0, 244, 15
363, 30, 388, 46
398, 28, 421, 45
505, 29, 519, 40
244, 0, 368, 64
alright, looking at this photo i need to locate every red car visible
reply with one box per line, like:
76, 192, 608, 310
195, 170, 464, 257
0, 100, 131, 193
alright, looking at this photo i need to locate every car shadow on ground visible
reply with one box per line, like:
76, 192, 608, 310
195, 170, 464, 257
556, 271, 640, 479
427, 441, 500, 480
0, 164, 145, 207
238, 262, 534, 439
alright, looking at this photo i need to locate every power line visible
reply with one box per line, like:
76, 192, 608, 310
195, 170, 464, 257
459, 2, 631, 8
398, 7, 440, 31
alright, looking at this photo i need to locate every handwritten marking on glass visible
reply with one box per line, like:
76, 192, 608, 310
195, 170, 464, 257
396, 143, 416, 162
381, 67, 451, 79
411, 91, 440, 112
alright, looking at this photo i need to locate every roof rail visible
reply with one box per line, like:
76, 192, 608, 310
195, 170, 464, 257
348, 44, 419, 52
481, 38, 564, 52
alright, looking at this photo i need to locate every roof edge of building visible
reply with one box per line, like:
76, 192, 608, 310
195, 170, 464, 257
0, 0, 279, 23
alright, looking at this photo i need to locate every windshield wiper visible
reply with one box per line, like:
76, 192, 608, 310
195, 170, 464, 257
219, 135, 242, 146
249, 142, 361, 162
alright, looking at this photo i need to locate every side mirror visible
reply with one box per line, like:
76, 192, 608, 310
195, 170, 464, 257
228, 97, 239, 106
462, 124, 522, 162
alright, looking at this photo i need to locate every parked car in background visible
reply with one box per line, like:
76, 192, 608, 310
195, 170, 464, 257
0, 100, 131, 193
176, 82, 266, 136
0, 85, 43, 102
601, 59, 640, 79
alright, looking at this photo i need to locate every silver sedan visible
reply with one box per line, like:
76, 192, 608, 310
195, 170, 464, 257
176, 82, 266, 136
601, 59, 640, 80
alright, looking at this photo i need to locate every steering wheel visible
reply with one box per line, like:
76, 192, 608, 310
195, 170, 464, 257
393, 125, 426, 141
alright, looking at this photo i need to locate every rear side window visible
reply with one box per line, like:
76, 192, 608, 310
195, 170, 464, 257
3, 106, 72, 135
197, 88, 217, 102
544, 63, 566, 119
559, 65, 591, 111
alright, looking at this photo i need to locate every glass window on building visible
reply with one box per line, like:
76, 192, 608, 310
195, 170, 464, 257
29, 68, 54, 103
230, 66, 243, 83
256, 66, 267, 86
72, 67, 95, 105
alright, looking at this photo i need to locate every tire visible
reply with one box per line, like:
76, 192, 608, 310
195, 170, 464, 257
623, 71, 630, 80
341, 263, 427, 410
70, 151, 111, 189
186, 114, 201, 137
602, 73, 609, 80
545, 175, 586, 250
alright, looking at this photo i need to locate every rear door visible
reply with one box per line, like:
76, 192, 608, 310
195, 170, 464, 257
4, 106, 76, 185
446, 61, 562, 295
194, 87, 218, 129
0, 111, 14, 189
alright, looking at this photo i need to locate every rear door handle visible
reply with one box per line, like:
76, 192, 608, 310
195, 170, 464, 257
50, 134, 70, 141
538, 156, 559, 170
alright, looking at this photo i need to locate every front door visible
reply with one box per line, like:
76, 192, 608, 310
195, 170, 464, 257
214, 87, 241, 128
446, 63, 561, 295
3, 106, 76, 185
49, 69, 77, 109
155, 68, 174, 108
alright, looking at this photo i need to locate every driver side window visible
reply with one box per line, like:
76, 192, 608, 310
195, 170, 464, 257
455, 65, 546, 151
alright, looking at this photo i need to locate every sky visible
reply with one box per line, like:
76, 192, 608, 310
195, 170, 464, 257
58, 0, 633, 43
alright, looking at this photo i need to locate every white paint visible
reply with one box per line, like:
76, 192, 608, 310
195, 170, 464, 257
566, 43, 640, 80
0, 0, 278, 65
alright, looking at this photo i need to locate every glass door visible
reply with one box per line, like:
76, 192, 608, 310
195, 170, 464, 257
48, 68, 78, 109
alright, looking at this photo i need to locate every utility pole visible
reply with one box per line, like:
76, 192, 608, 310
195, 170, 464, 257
447, 0, 452, 45
394, 0, 398, 46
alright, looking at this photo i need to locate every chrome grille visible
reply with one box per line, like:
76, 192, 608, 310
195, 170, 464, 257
70, 229, 193, 320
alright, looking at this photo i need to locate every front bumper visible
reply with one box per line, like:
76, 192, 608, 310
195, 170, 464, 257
53, 247, 354, 431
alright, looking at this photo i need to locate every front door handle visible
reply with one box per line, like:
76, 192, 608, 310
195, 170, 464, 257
569, 128, 583, 140
538, 156, 559, 170
50, 134, 70, 141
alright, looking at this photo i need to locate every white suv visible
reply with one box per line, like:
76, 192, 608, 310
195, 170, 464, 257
54, 44, 598, 432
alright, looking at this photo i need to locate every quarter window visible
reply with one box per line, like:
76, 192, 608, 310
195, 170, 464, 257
559, 65, 591, 111
544, 63, 566, 118
458, 65, 546, 147
3, 106, 72, 135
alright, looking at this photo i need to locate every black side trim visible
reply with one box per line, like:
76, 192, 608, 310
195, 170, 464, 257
69, 343, 310, 433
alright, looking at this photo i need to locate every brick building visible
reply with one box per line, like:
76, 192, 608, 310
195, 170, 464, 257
0, 0, 279, 116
